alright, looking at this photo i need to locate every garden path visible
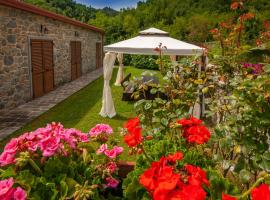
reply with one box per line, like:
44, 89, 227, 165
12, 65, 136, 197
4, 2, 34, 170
0, 68, 103, 140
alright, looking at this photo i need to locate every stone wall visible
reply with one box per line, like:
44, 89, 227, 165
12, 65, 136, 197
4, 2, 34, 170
0, 4, 103, 111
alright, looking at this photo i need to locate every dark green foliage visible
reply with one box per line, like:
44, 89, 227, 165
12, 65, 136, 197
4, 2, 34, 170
25, 0, 270, 45
131, 55, 159, 70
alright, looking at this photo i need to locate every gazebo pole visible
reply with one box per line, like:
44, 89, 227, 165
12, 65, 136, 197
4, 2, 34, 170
200, 52, 207, 119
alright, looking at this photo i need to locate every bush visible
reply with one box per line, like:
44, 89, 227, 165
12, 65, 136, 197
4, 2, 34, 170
130, 55, 159, 70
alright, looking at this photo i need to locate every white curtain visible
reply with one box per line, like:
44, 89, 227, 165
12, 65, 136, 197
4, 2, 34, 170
99, 52, 117, 118
114, 53, 124, 86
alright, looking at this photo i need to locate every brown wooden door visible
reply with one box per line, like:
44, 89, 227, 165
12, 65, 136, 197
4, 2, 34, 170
43, 41, 54, 93
71, 41, 82, 80
31, 40, 54, 98
96, 42, 102, 69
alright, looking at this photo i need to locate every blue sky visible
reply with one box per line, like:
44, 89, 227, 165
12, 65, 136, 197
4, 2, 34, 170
75, 0, 142, 10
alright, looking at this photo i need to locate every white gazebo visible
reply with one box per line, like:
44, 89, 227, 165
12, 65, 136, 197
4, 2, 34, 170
99, 28, 206, 118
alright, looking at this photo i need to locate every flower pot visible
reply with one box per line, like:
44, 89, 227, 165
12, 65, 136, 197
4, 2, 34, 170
117, 161, 136, 178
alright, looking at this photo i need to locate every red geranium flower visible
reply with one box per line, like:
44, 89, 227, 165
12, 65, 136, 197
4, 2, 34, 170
124, 117, 143, 147
185, 164, 210, 187
251, 184, 270, 200
185, 125, 211, 144
140, 153, 209, 200
124, 117, 140, 132
124, 127, 142, 147
222, 193, 238, 200
139, 157, 168, 192
177, 116, 202, 127
152, 167, 181, 200
178, 116, 211, 144
166, 152, 183, 163
169, 185, 206, 200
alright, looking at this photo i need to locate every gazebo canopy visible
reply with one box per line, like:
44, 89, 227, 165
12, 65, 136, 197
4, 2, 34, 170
104, 28, 204, 56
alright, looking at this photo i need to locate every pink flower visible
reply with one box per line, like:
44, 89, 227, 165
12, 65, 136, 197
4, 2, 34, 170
113, 146, 124, 154
104, 146, 123, 159
26, 141, 38, 152
0, 178, 14, 197
105, 177, 119, 188
40, 136, 60, 157
96, 144, 108, 154
73, 130, 89, 143
106, 162, 117, 173
13, 187, 27, 200
89, 124, 113, 137
4, 138, 18, 153
0, 152, 16, 167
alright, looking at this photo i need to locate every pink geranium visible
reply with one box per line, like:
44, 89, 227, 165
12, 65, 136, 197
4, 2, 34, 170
0, 152, 16, 167
97, 145, 123, 159
4, 138, 18, 153
105, 177, 119, 188
97, 144, 108, 154
13, 187, 27, 200
0, 178, 27, 200
40, 136, 61, 157
0, 122, 91, 166
104, 146, 124, 159
106, 162, 117, 173
0, 178, 14, 197
89, 124, 113, 137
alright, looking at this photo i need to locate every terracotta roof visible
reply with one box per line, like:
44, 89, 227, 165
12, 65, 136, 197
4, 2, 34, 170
0, 0, 104, 34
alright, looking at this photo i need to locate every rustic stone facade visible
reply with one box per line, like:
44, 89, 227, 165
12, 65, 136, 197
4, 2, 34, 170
0, 4, 103, 111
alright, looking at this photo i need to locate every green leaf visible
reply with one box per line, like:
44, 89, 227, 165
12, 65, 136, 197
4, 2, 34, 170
239, 169, 251, 183
144, 102, 152, 110
258, 158, 270, 171
0, 166, 16, 179
161, 118, 169, 127
150, 88, 157, 94
59, 179, 69, 200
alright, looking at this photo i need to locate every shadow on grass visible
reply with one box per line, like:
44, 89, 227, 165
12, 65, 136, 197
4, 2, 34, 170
113, 114, 130, 121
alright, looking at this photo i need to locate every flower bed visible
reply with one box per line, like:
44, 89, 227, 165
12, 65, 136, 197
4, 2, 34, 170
0, 123, 126, 199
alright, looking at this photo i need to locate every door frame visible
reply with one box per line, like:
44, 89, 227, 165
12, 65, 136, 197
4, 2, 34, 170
28, 36, 55, 98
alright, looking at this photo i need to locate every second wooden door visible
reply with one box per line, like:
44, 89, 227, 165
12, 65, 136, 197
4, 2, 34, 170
71, 41, 82, 80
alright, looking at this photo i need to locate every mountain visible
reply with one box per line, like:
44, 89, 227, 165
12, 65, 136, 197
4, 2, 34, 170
23, 0, 118, 23
99, 7, 119, 17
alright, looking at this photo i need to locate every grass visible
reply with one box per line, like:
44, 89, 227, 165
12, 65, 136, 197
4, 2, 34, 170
0, 66, 161, 161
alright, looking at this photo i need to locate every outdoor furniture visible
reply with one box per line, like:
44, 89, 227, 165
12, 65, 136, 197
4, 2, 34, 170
121, 73, 134, 101
121, 74, 167, 101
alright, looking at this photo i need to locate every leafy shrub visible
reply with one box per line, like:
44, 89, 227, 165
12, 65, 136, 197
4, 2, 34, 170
130, 55, 159, 70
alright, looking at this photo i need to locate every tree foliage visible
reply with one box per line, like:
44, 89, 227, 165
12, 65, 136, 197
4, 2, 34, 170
25, 0, 270, 45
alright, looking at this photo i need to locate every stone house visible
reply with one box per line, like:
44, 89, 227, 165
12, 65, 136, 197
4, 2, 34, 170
0, 0, 104, 112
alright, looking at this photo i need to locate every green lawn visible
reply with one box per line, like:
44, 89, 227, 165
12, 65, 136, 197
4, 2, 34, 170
0, 67, 161, 161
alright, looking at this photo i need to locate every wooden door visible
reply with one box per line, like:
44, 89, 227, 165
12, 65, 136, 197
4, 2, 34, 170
43, 41, 54, 93
96, 42, 102, 69
71, 41, 82, 80
31, 40, 54, 98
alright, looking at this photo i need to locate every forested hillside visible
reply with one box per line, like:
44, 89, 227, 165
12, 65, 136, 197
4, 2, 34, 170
24, 0, 118, 23
24, 0, 270, 45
